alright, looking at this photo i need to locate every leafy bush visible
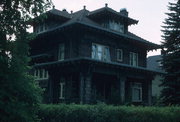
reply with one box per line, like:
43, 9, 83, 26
39, 104, 180, 122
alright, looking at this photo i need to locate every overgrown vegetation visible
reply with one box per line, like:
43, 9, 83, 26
0, 0, 51, 121
39, 104, 180, 122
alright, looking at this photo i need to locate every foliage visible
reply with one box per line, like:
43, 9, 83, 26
39, 104, 180, 122
0, 0, 51, 121
161, 1, 180, 105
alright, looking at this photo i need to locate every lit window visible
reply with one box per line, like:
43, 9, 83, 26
59, 78, 65, 99
130, 52, 138, 66
58, 44, 65, 61
132, 82, 142, 102
117, 49, 123, 61
34, 69, 49, 80
92, 43, 110, 61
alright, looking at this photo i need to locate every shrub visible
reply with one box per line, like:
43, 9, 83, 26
38, 104, 180, 122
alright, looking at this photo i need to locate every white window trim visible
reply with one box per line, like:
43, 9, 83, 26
59, 82, 65, 99
58, 43, 65, 61
131, 82, 142, 102
34, 69, 49, 80
130, 52, 138, 67
117, 49, 123, 62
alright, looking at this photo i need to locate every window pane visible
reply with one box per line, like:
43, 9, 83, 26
133, 88, 141, 101
58, 44, 65, 60
92, 45, 96, 58
117, 49, 122, 61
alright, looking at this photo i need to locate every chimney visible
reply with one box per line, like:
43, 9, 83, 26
83, 5, 86, 10
62, 9, 66, 12
120, 8, 128, 16
53, 5, 55, 9
105, 3, 108, 7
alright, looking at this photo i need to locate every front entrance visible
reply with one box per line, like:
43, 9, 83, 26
91, 73, 120, 104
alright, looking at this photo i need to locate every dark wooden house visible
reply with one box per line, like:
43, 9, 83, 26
30, 4, 160, 105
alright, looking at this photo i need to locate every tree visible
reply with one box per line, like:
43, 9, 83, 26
0, 0, 51, 121
161, 0, 180, 105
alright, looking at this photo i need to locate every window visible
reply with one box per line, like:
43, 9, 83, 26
58, 43, 65, 61
117, 49, 123, 61
130, 52, 138, 66
34, 69, 49, 80
59, 78, 65, 99
132, 82, 142, 102
92, 43, 110, 61
109, 21, 124, 33
34, 23, 48, 33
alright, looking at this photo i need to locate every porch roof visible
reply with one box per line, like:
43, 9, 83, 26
33, 57, 165, 75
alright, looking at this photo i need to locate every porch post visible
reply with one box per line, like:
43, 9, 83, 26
79, 72, 85, 104
118, 74, 126, 104
84, 73, 92, 104
148, 80, 152, 105
79, 72, 92, 104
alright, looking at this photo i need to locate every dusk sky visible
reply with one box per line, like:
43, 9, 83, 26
51, 0, 169, 56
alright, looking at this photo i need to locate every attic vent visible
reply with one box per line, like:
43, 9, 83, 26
83, 5, 86, 9
105, 3, 108, 7
120, 8, 128, 16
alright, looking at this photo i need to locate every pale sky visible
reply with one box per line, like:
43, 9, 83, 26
51, 0, 170, 56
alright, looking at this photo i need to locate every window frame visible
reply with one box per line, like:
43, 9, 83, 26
117, 49, 123, 62
34, 69, 49, 80
129, 52, 138, 66
91, 43, 110, 61
131, 82, 142, 102
59, 82, 65, 99
58, 43, 65, 61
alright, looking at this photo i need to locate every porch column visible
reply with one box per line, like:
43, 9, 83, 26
148, 80, 152, 105
79, 72, 92, 104
48, 75, 53, 103
79, 73, 85, 104
118, 74, 126, 104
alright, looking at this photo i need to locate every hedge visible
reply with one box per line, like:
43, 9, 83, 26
38, 104, 180, 122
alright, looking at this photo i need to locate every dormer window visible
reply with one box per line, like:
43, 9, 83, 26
109, 21, 124, 33
102, 20, 124, 33
34, 23, 48, 33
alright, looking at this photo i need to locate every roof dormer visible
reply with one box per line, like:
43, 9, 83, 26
87, 4, 138, 33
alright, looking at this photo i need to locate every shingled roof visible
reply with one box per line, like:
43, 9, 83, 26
33, 5, 160, 50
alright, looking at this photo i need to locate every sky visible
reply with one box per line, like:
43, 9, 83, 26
51, 0, 170, 56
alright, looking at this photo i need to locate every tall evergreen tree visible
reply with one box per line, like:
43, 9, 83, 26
161, 0, 180, 105
0, 0, 51, 121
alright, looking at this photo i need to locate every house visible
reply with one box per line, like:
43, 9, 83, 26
30, 4, 160, 105
147, 55, 164, 103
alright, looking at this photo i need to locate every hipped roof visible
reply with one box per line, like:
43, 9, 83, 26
32, 6, 160, 50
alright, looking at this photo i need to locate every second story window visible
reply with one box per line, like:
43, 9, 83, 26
117, 49, 123, 61
130, 52, 138, 66
92, 43, 110, 61
58, 43, 65, 61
